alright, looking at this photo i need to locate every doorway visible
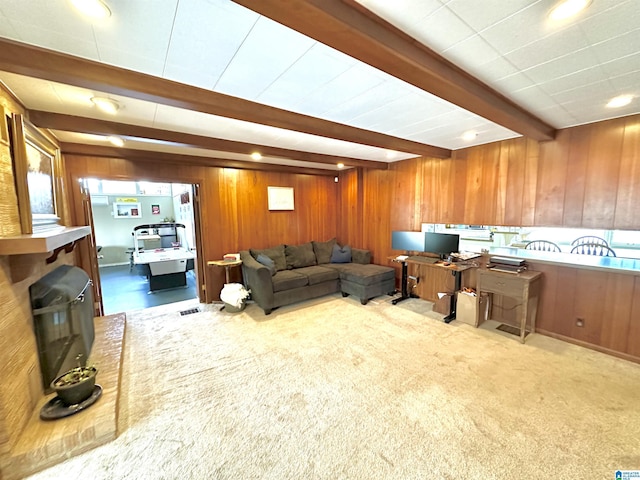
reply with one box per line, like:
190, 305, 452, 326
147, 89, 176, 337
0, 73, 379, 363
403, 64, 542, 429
86, 179, 199, 314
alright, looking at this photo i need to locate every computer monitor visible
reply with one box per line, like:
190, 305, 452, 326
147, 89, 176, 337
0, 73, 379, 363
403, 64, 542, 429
391, 231, 426, 253
424, 232, 460, 259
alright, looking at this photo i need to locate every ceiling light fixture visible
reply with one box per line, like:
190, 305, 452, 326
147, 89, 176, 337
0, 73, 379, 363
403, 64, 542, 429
70, 0, 112, 19
91, 96, 119, 114
385, 150, 397, 160
107, 136, 124, 147
250, 152, 262, 161
548, 0, 591, 21
337, 163, 345, 169
462, 131, 478, 142
606, 95, 633, 108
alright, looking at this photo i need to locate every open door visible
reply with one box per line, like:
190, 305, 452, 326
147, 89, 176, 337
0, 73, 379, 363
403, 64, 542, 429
78, 179, 104, 317
192, 184, 207, 302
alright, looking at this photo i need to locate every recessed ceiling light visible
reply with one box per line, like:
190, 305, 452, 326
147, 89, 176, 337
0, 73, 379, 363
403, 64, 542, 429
462, 131, 478, 142
70, 0, 111, 19
91, 96, 119, 114
606, 95, 633, 108
107, 136, 124, 147
337, 163, 345, 169
385, 150, 397, 160
548, 0, 591, 21
250, 152, 262, 161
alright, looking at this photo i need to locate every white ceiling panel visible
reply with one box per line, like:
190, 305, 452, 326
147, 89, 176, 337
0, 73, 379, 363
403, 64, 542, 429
292, 63, 387, 117
503, 27, 590, 72
0, 0, 639, 169
152, 104, 414, 162
213, 16, 315, 99
163, 0, 257, 88
256, 43, 354, 110
599, 52, 640, 78
589, 29, 640, 64
445, 0, 539, 32
609, 70, 640, 92
442, 35, 501, 69
89, 3, 177, 76
479, 2, 573, 55
2, 18, 99, 60
577, 0, 640, 45
415, 5, 476, 53
520, 47, 602, 85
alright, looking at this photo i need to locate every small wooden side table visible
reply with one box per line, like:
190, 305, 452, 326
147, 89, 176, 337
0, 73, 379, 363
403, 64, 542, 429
476, 269, 542, 343
208, 259, 242, 284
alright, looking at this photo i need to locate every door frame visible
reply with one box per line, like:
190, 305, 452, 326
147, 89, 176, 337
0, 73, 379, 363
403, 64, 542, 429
67, 175, 207, 312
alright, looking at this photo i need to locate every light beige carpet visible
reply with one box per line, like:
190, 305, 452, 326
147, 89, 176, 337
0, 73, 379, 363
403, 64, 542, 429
27, 293, 640, 479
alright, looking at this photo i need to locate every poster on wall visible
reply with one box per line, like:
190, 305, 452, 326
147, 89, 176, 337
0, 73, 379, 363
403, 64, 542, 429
152, 204, 160, 215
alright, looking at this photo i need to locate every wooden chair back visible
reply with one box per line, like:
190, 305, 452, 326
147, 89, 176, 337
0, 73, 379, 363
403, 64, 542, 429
571, 236, 608, 247
524, 240, 562, 252
570, 243, 616, 256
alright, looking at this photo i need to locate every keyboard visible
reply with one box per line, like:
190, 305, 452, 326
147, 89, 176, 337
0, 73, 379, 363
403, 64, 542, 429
408, 256, 440, 264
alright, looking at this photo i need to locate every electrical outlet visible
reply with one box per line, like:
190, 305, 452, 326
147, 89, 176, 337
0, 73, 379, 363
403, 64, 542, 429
576, 318, 585, 327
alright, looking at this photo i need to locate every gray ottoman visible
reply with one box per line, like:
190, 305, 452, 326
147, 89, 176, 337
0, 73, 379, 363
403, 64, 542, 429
332, 264, 396, 305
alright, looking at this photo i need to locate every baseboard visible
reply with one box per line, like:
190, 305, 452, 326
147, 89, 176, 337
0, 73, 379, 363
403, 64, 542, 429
98, 262, 129, 268
536, 328, 640, 365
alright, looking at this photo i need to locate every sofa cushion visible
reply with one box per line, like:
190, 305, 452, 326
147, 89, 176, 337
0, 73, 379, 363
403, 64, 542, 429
255, 254, 276, 276
272, 270, 309, 292
285, 242, 317, 269
294, 265, 340, 286
332, 263, 395, 286
351, 248, 371, 265
330, 244, 352, 263
250, 245, 286, 271
312, 238, 336, 264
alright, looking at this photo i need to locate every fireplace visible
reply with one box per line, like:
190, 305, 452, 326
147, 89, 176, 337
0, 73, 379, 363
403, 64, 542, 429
29, 265, 95, 393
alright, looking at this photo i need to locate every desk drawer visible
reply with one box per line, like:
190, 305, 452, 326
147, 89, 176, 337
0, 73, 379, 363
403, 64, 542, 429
478, 271, 524, 298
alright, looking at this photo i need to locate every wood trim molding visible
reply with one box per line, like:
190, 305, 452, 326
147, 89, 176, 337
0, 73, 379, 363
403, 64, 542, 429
29, 111, 389, 169
0, 38, 450, 158
233, 0, 556, 142
60, 143, 340, 177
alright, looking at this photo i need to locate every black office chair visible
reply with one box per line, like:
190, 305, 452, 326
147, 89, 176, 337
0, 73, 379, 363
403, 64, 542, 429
570, 243, 616, 257
571, 236, 608, 247
525, 240, 562, 252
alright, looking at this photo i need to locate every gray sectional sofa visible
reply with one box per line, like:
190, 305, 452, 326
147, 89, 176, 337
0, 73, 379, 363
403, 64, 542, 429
240, 238, 395, 314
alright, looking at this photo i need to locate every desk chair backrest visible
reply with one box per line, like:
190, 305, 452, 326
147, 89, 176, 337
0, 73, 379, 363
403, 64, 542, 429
570, 243, 616, 256
571, 235, 608, 247
525, 240, 562, 252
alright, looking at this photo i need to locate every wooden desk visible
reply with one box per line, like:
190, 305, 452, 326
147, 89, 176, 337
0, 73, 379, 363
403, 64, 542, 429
476, 269, 542, 343
390, 255, 475, 322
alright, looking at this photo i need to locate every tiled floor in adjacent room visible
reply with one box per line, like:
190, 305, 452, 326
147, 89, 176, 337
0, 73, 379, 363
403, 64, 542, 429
99, 264, 197, 315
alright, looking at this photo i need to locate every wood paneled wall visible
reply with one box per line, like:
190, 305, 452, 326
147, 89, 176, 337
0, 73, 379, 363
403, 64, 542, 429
63, 156, 340, 302
343, 114, 640, 360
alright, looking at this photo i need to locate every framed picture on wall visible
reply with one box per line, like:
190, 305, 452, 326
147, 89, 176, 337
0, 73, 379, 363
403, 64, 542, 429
113, 202, 142, 219
152, 204, 160, 215
10, 114, 63, 233
267, 186, 294, 211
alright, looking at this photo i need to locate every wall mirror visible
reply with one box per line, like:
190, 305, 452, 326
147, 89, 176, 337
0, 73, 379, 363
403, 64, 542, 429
10, 114, 64, 234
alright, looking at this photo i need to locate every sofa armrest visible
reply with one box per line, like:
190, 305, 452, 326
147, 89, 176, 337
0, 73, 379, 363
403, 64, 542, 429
351, 248, 371, 264
239, 251, 274, 308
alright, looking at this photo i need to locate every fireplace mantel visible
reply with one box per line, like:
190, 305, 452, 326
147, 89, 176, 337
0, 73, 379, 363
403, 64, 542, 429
0, 226, 91, 255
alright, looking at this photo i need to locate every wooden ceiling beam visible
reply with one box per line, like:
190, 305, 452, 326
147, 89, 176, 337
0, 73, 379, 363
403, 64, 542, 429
0, 38, 450, 158
59, 143, 339, 177
233, 0, 556, 142
30, 111, 389, 169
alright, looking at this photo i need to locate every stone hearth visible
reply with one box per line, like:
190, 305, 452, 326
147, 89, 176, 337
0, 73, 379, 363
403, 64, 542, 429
0, 313, 126, 480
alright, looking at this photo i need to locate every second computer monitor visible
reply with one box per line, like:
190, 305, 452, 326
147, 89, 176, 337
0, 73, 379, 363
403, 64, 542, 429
391, 231, 425, 253
424, 232, 460, 259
